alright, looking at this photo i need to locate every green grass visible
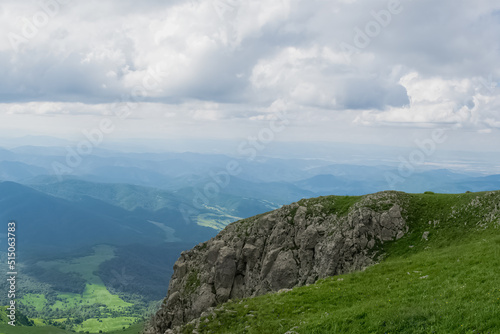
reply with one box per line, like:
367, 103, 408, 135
45, 285, 136, 332
0, 308, 10, 325
0, 324, 70, 333
33, 245, 133, 313
185, 270, 201, 295
73, 317, 137, 333
107, 322, 144, 334
196, 213, 241, 231
32, 319, 46, 326
181, 191, 500, 334
15, 245, 138, 333
299, 195, 363, 218
20, 294, 48, 313
37, 245, 115, 284
0, 321, 145, 334
50, 283, 133, 312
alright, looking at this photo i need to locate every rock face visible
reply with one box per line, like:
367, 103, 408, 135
145, 191, 409, 334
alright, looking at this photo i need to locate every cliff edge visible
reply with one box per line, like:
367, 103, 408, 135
145, 191, 413, 333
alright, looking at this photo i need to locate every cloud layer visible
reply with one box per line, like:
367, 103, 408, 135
0, 0, 499, 138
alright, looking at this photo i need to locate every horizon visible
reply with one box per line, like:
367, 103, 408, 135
1, 134, 500, 176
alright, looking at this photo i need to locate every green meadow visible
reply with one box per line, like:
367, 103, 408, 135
0, 322, 145, 334
20, 294, 47, 313
12, 245, 141, 333
196, 213, 241, 231
36, 245, 115, 284
73, 317, 137, 332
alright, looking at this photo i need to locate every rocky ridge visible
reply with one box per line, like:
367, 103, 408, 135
145, 191, 410, 333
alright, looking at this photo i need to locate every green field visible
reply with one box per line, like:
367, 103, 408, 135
48, 283, 133, 312
0, 324, 70, 333
0, 322, 145, 334
196, 213, 240, 231
73, 316, 137, 332
37, 245, 115, 284
14, 245, 140, 333
20, 294, 47, 313
29, 245, 133, 314
108, 322, 144, 334
180, 191, 500, 333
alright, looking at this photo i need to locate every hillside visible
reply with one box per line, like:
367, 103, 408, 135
0, 322, 145, 334
0, 181, 217, 252
145, 190, 500, 333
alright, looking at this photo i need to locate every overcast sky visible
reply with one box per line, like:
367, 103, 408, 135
0, 0, 499, 153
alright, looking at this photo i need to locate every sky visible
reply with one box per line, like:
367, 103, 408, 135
0, 0, 499, 154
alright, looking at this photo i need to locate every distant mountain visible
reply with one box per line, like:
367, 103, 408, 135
74, 166, 175, 190
30, 179, 184, 211
0, 161, 49, 182
2, 145, 500, 240
175, 175, 314, 205
293, 174, 384, 195
2, 144, 499, 199
292, 169, 500, 196
0, 148, 16, 160
450, 174, 500, 193
0, 181, 216, 253
28, 178, 292, 230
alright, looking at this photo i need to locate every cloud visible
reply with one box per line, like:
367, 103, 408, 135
354, 72, 500, 129
2, 102, 101, 115
0, 0, 498, 133
250, 45, 409, 109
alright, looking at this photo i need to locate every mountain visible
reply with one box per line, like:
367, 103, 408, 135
0, 161, 49, 182
0, 181, 216, 253
0, 147, 16, 160
145, 190, 500, 333
29, 179, 186, 211
174, 175, 312, 207
293, 173, 384, 195
452, 174, 500, 192
28, 178, 282, 231
3, 144, 500, 200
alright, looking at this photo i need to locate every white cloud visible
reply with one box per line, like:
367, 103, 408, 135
250, 45, 409, 109
0, 0, 499, 146
355, 72, 500, 128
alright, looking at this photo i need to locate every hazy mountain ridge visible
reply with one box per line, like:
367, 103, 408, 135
1, 146, 500, 333
2, 145, 500, 197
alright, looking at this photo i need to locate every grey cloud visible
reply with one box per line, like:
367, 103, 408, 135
0, 0, 498, 119
339, 78, 409, 110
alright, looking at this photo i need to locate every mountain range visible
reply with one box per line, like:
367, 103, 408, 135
1, 144, 500, 332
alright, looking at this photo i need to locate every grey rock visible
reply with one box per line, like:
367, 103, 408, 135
214, 247, 237, 302
144, 191, 409, 334
190, 284, 216, 317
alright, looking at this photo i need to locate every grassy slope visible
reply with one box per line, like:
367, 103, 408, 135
0, 322, 144, 334
33, 245, 133, 312
0, 325, 70, 333
20, 294, 47, 313
73, 317, 137, 333
182, 191, 500, 334
17, 245, 137, 333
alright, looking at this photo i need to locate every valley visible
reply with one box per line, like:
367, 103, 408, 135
4, 245, 146, 332
1, 146, 500, 333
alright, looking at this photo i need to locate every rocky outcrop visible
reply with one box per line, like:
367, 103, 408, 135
145, 191, 409, 334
